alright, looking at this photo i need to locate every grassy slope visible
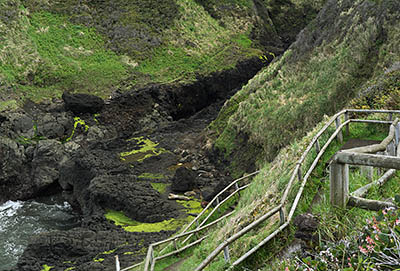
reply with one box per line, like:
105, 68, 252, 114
210, 0, 400, 172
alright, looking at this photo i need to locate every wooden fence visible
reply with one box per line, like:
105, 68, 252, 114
117, 109, 400, 271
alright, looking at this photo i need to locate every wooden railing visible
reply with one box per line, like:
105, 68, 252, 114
118, 109, 400, 271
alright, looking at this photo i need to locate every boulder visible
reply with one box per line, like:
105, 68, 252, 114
0, 137, 31, 202
293, 213, 319, 242
171, 167, 197, 192
88, 174, 179, 222
31, 140, 66, 188
62, 92, 104, 114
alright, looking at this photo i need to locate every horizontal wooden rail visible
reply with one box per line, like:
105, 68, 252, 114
349, 119, 393, 124
334, 152, 400, 169
346, 109, 400, 114
348, 196, 397, 211
155, 235, 209, 262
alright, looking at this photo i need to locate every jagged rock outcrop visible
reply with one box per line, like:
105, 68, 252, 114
62, 92, 105, 115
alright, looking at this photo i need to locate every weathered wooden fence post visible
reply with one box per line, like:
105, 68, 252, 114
279, 207, 285, 225
315, 139, 321, 153
335, 117, 343, 143
344, 111, 350, 136
223, 246, 230, 263
330, 161, 349, 208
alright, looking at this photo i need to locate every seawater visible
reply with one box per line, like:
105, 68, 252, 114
0, 195, 79, 270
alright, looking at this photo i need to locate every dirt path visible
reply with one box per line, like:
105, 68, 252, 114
163, 257, 189, 271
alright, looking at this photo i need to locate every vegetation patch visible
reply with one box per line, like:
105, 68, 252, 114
0, 100, 18, 112
40, 265, 54, 271
105, 198, 204, 233
138, 173, 165, 180
105, 209, 190, 233
150, 183, 168, 194
120, 137, 168, 163
63, 117, 89, 143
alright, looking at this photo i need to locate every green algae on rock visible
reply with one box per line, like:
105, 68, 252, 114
150, 183, 168, 194
64, 117, 89, 142
138, 173, 166, 180
105, 198, 204, 232
120, 136, 168, 163
41, 265, 54, 271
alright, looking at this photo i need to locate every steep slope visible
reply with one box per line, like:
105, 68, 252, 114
209, 0, 400, 175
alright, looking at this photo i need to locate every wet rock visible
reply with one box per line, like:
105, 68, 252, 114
62, 92, 105, 114
171, 167, 197, 192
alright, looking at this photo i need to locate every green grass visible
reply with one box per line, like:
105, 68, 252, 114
24, 11, 126, 99
0, 7, 128, 101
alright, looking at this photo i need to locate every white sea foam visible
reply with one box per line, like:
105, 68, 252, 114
0, 200, 23, 218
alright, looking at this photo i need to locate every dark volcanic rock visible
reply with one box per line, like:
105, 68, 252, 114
62, 92, 105, 114
294, 213, 319, 242
171, 167, 197, 192
59, 141, 179, 222
88, 174, 179, 222
0, 136, 31, 202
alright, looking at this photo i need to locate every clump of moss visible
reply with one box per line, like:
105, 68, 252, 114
0, 100, 19, 112
101, 248, 116, 255
138, 173, 165, 180
105, 209, 189, 232
105, 199, 204, 233
41, 265, 54, 271
177, 199, 203, 214
120, 136, 168, 163
63, 117, 89, 142
150, 182, 168, 194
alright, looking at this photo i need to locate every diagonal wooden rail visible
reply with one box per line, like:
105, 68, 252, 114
118, 109, 400, 271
